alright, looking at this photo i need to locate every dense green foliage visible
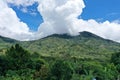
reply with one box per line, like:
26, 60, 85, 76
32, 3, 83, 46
49, 60, 73, 80
111, 52, 120, 73
0, 44, 74, 80
0, 44, 45, 80
0, 31, 120, 79
0, 44, 119, 80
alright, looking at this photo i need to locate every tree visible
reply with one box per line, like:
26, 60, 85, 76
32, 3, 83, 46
111, 52, 120, 73
6, 44, 31, 70
33, 65, 50, 80
49, 60, 73, 80
111, 52, 120, 65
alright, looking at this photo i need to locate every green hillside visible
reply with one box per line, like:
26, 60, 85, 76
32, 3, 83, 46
20, 31, 120, 61
0, 31, 120, 60
0, 36, 18, 54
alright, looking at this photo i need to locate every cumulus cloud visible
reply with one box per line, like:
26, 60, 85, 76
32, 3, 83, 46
37, 0, 85, 37
0, 0, 34, 40
37, 0, 120, 42
1, 0, 120, 42
5, 0, 35, 6
74, 19, 120, 42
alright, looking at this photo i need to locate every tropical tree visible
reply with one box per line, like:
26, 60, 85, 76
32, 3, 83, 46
6, 44, 31, 70
49, 60, 73, 80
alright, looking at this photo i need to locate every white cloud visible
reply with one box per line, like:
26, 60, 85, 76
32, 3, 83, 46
74, 19, 120, 42
5, 0, 35, 6
36, 0, 120, 42
21, 7, 28, 13
0, 0, 34, 40
6, 0, 38, 16
1, 0, 120, 42
37, 0, 85, 37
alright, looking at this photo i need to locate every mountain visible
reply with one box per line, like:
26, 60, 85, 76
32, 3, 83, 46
0, 36, 17, 50
20, 31, 120, 61
0, 31, 120, 60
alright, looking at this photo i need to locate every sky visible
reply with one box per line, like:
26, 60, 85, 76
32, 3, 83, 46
0, 0, 120, 42
10, 2, 43, 31
81, 0, 120, 22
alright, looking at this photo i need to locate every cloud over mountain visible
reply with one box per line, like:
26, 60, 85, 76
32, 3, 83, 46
37, 0, 120, 42
1, 0, 120, 42
37, 0, 85, 37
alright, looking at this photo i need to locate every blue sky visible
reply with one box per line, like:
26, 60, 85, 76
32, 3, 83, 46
81, 0, 120, 22
10, 0, 120, 31
11, 2, 43, 31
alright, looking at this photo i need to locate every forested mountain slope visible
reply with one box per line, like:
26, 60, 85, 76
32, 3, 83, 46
20, 31, 120, 60
0, 31, 120, 60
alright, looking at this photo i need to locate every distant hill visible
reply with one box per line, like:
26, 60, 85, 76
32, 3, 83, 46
0, 31, 120, 60
0, 36, 18, 50
20, 31, 120, 60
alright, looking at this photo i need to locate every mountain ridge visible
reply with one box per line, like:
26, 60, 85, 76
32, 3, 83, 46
0, 35, 17, 43
19, 31, 120, 60
0, 31, 118, 44
38, 31, 118, 44
0, 31, 120, 61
